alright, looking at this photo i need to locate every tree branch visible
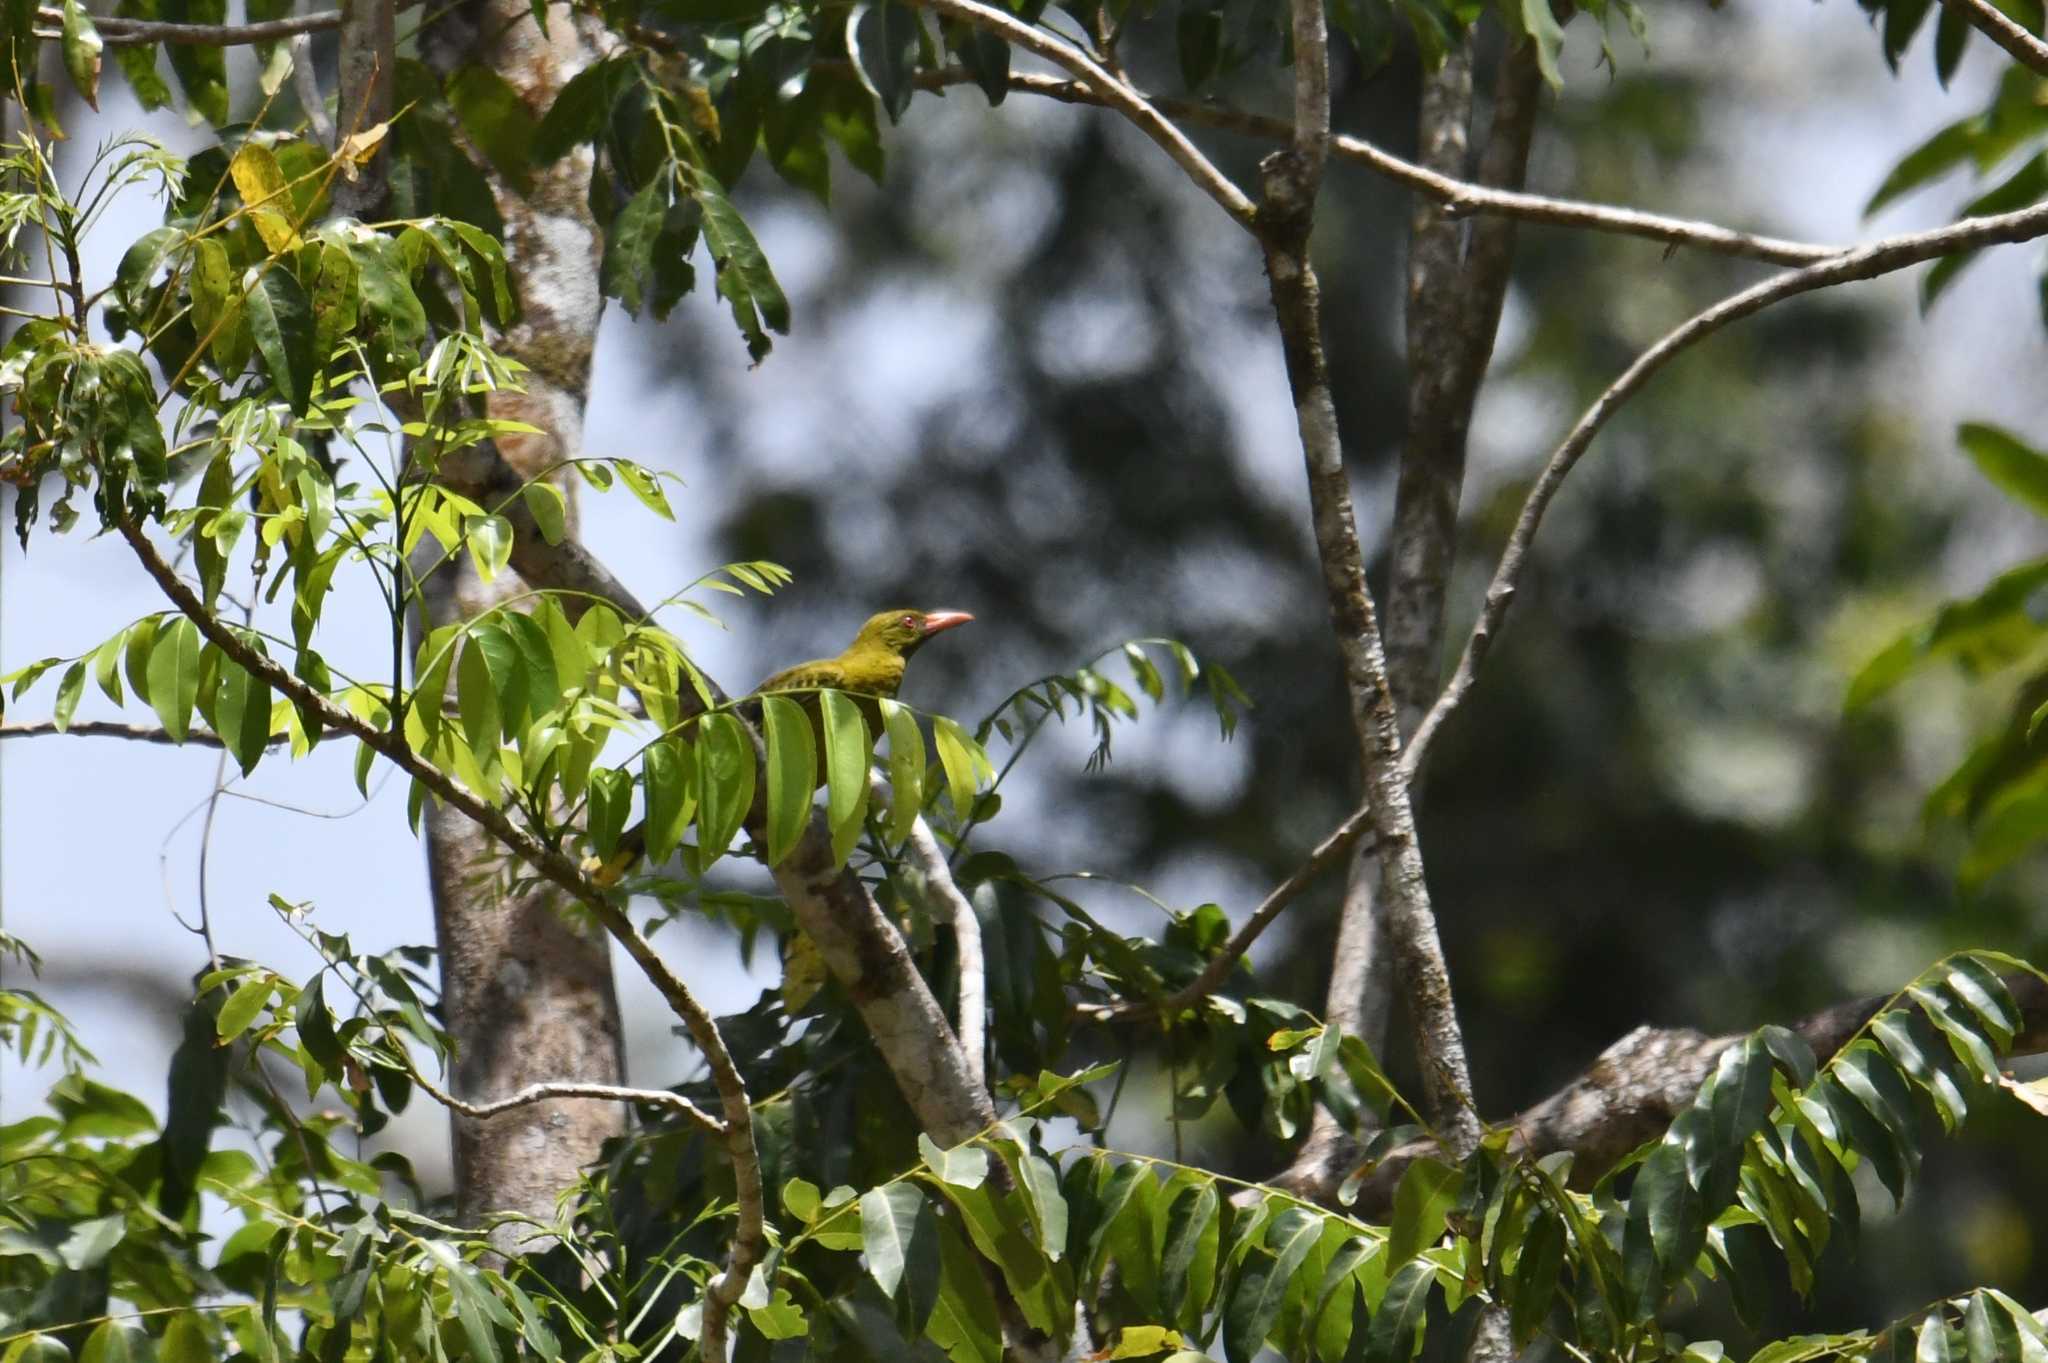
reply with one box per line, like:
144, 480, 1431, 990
1255, 0, 1481, 1158
889, 779, 988, 1089
112, 515, 765, 1363
39, 6, 341, 44
1, 719, 232, 745
413, 1076, 725, 1136
1938, 0, 2048, 74
1291, 970, 2048, 1218
824, 62, 1835, 266
1401, 195, 2048, 781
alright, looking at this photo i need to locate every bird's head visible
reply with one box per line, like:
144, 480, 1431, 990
852, 608, 975, 658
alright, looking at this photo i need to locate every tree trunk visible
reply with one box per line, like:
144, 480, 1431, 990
414, 0, 626, 1250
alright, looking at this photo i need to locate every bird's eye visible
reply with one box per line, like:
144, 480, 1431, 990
901, 615, 917, 629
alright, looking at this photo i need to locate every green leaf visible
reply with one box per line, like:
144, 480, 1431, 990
761, 694, 816, 867
533, 55, 629, 162
641, 738, 693, 864
1361, 1257, 1433, 1363
242, 264, 316, 415
216, 975, 273, 1040
1872, 1009, 1969, 1130
601, 176, 669, 318
59, 0, 101, 109
614, 460, 674, 520
1223, 1206, 1320, 1363
455, 633, 503, 761
1957, 423, 2048, 519
78, 1321, 142, 1363
849, 0, 921, 123
1011, 1147, 1068, 1260
929, 1210, 1004, 1363
1160, 1180, 1221, 1329
1509, 1212, 1564, 1346
466, 513, 514, 583
52, 660, 85, 733
1519, 0, 1565, 88
1866, 117, 1979, 216
161, 0, 227, 122
696, 711, 755, 869
1387, 1157, 1461, 1268
1964, 1291, 2022, 1363
933, 714, 983, 818
447, 64, 536, 192
820, 689, 871, 866
860, 1182, 930, 1300
1622, 1142, 1697, 1314
1946, 955, 2021, 1045
919, 1131, 990, 1189
216, 653, 271, 777
58, 1213, 127, 1270
942, 16, 1008, 104
522, 481, 566, 544
693, 176, 791, 362
882, 697, 925, 845
146, 617, 202, 742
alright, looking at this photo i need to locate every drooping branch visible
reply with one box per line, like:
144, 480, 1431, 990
1296, 970, 2048, 1218
1400, 196, 2048, 780
112, 514, 766, 1363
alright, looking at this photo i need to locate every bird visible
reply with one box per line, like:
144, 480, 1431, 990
587, 608, 974, 885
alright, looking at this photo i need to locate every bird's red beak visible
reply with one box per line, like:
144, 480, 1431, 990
920, 610, 974, 636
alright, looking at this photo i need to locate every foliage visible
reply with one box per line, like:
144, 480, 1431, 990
1846, 424, 2048, 887
0, 0, 2045, 1351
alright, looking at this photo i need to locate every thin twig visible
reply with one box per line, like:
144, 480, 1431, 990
415, 1076, 724, 1135
1401, 195, 2048, 779
41, 7, 342, 45
1, 719, 234, 745
1079, 804, 1378, 1022
1938, 0, 2048, 73
894, 0, 1257, 226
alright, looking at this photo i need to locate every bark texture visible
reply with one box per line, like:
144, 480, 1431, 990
413, 0, 626, 1248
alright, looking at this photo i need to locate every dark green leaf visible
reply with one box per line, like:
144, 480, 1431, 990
161, 0, 227, 122
1387, 1157, 1461, 1268
1958, 423, 2048, 519
693, 175, 791, 361
447, 64, 536, 191
850, 0, 920, 123
1362, 1257, 1433, 1363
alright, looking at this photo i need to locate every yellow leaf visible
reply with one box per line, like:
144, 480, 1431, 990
335, 121, 389, 182
782, 931, 829, 1012
229, 144, 302, 254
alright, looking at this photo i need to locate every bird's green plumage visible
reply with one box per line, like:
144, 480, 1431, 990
588, 608, 972, 885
